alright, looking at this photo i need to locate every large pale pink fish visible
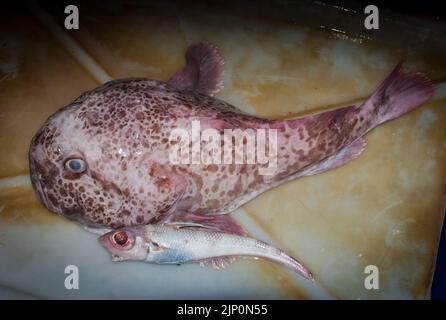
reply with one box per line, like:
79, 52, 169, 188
29, 43, 434, 277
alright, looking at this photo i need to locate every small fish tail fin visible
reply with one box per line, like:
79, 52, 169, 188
362, 62, 435, 126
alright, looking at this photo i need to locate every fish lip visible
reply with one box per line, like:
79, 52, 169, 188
33, 175, 51, 209
29, 160, 55, 212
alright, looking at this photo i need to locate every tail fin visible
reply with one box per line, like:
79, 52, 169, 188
362, 62, 435, 126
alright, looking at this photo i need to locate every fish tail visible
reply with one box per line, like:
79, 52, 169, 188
252, 239, 314, 280
362, 62, 435, 127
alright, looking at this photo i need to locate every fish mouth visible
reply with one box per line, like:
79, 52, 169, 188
32, 174, 51, 210
28, 153, 53, 211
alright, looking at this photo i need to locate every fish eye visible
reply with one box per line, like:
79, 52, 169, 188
111, 231, 133, 248
64, 158, 86, 173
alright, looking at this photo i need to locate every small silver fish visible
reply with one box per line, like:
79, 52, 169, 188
98, 224, 314, 280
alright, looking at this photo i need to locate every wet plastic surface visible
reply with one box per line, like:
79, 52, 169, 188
1, 1, 445, 299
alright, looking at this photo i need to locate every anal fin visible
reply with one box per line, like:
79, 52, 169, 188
298, 137, 366, 178
199, 256, 238, 270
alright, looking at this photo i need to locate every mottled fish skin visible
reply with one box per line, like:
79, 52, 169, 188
29, 77, 270, 229
98, 224, 314, 280
29, 43, 434, 232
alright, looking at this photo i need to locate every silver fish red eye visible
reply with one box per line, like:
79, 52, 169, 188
112, 231, 131, 248
64, 158, 86, 173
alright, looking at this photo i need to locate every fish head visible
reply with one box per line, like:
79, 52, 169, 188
98, 226, 149, 261
28, 99, 127, 228
29, 81, 188, 229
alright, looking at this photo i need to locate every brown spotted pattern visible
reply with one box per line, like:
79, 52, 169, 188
28, 76, 374, 229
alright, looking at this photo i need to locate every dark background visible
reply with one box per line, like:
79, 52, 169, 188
432, 218, 446, 299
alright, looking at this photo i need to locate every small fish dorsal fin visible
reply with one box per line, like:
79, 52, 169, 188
168, 43, 225, 97
167, 212, 247, 236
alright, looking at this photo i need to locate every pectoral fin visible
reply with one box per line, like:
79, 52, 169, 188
149, 163, 187, 219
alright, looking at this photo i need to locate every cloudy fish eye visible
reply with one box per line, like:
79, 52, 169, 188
65, 158, 86, 173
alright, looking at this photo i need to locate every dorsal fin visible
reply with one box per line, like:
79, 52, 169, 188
168, 43, 225, 96
166, 212, 247, 236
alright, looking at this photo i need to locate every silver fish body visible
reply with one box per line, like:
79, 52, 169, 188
99, 224, 313, 280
